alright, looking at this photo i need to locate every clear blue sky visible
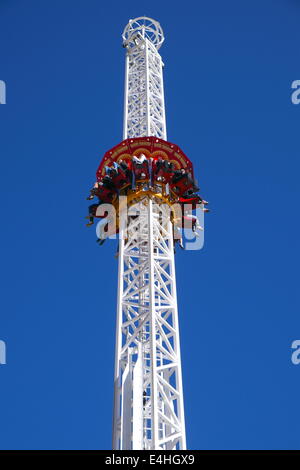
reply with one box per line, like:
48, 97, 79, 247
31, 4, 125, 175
0, 0, 299, 450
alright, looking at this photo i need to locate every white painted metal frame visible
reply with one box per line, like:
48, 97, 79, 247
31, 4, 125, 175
113, 199, 186, 450
123, 19, 167, 140
113, 18, 186, 450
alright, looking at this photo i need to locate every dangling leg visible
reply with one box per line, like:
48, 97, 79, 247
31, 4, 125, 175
148, 158, 153, 188
86, 204, 97, 226
131, 168, 136, 190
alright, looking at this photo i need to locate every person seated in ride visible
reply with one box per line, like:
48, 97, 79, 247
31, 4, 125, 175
153, 159, 174, 184
118, 159, 133, 188
119, 159, 132, 173
170, 169, 195, 196
98, 185, 115, 203
88, 175, 119, 200
132, 153, 150, 181
86, 181, 101, 200
106, 163, 130, 190
172, 168, 186, 183
102, 174, 115, 190
91, 176, 116, 203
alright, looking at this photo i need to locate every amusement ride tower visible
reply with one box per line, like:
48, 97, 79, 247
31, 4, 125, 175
87, 17, 206, 450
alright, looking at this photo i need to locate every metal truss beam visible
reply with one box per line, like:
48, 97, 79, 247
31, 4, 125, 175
123, 35, 167, 140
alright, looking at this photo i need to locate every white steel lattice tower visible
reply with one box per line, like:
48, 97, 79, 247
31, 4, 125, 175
112, 17, 186, 450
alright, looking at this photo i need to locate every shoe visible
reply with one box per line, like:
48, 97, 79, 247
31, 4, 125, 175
86, 222, 94, 227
